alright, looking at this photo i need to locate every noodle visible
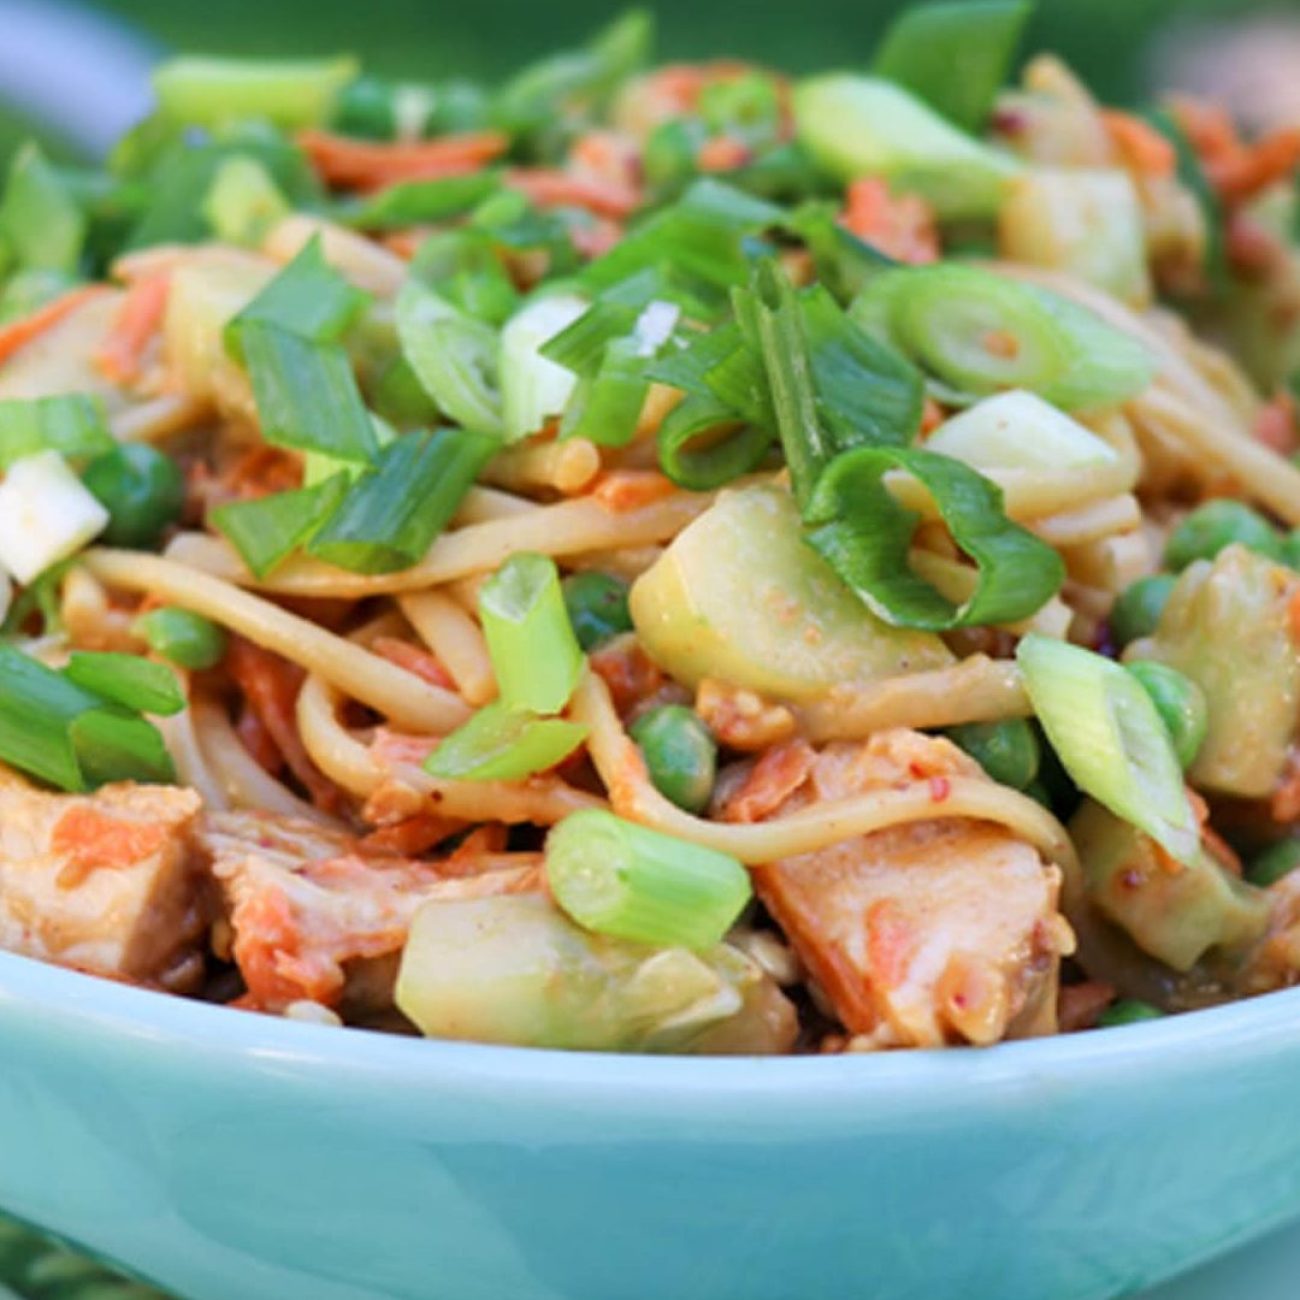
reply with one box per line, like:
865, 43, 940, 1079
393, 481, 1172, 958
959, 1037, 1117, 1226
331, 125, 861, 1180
162, 489, 718, 597
82, 549, 470, 733
481, 438, 603, 496
397, 591, 496, 706
297, 673, 603, 823
1027, 494, 1142, 548
794, 656, 1031, 742
572, 673, 1077, 871
191, 693, 338, 826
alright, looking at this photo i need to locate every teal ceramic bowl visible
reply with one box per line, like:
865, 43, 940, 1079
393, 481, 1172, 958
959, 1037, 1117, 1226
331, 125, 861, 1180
1, 950, 1298, 1300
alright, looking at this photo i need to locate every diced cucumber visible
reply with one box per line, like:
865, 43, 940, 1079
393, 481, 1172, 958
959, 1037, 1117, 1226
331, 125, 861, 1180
794, 74, 1022, 220
629, 484, 951, 700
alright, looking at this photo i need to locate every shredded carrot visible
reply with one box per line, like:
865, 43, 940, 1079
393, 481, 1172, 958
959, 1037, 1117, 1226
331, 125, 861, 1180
919, 397, 945, 436
371, 637, 457, 691
227, 638, 345, 813
506, 168, 643, 220
0, 284, 108, 367
382, 229, 429, 260
696, 135, 750, 173
588, 640, 665, 717
1100, 109, 1177, 179
840, 178, 939, 266
297, 128, 509, 190
94, 272, 171, 385
1211, 126, 1300, 205
1287, 590, 1300, 648
591, 469, 676, 512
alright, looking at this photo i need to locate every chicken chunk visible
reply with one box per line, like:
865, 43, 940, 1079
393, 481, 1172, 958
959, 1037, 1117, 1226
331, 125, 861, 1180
728, 730, 1072, 1049
201, 811, 541, 1015
0, 767, 207, 988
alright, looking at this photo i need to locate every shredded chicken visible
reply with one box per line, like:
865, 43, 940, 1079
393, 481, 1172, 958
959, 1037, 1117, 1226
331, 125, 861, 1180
201, 810, 541, 1014
0, 766, 208, 988
728, 731, 1073, 1048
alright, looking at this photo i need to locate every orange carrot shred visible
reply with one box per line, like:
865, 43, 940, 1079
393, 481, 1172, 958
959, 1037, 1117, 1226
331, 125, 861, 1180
0, 284, 108, 367
297, 128, 509, 190
371, 637, 457, 691
94, 272, 171, 385
1101, 109, 1177, 179
506, 168, 643, 220
840, 178, 939, 265
591, 470, 676, 512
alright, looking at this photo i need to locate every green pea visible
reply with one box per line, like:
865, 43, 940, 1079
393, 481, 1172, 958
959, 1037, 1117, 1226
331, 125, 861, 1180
132, 607, 228, 671
331, 75, 400, 139
629, 705, 717, 814
1124, 660, 1208, 770
1097, 998, 1164, 1028
561, 571, 633, 651
82, 444, 185, 550
1163, 500, 1281, 571
1247, 838, 1300, 887
945, 720, 1040, 790
1109, 574, 1176, 647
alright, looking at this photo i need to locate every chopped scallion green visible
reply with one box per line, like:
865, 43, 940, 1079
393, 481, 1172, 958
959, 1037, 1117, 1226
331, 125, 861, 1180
479, 553, 585, 714
152, 55, 360, 129
424, 702, 588, 781
546, 809, 752, 950
63, 652, 185, 717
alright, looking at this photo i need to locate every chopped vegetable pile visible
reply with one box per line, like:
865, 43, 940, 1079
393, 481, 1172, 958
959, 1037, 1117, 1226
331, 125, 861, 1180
3, 2, 1300, 1053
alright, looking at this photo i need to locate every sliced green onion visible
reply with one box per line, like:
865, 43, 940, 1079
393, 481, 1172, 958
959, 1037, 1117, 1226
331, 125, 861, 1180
1109, 574, 1176, 648
397, 282, 504, 435
479, 553, 584, 714
423, 702, 587, 781
409, 228, 520, 327
1247, 839, 1300, 888
211, 475, 348, 578
0, 143, 86, 274
307, 428, 497, 574
794, 74, 1022, 220
132, 607, 228, 671
805, 445, 1065, 629
0, 395, 112, 470
0, 645, 174, 791
152, 56, 360, 129
226, 235, 369, 353
332, 76, 489, 140
628, 705, 717, 814
126, 130, 321, 250
63, 652, 185, 717
82, 443, 186, 550
233, 322, 379, 462
945, 719, 1040, 790
1124, 660, 1209, 771
561, 571, 633, 651
1016, 632, 1199, 861
1097, 999, 1164, 1029
873, 0, 1033, 133
0, 451, 109, 584
561, 335, 656, 447
657, 392, 772, 491
851, 264, 1155, 411
500, 294, 589, 441
493, 8, 653, 139
782, 201, 895, 303
581, 179, 783, 302
343, 172, 500, 231
1163, 500, 1281, 571
744, 263, 921, 507
202, 155, 290, 247
546, 809, 752, 950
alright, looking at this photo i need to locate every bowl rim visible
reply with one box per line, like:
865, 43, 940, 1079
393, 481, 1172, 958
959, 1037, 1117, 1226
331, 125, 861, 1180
5, 947, 1300, 1103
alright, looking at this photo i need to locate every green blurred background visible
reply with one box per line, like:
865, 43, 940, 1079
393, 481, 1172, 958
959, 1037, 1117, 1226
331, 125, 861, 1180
0, 0, 1277, 165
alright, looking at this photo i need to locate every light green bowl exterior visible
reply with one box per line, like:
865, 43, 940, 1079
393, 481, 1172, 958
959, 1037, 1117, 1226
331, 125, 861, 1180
0, 950, 1297, 1300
